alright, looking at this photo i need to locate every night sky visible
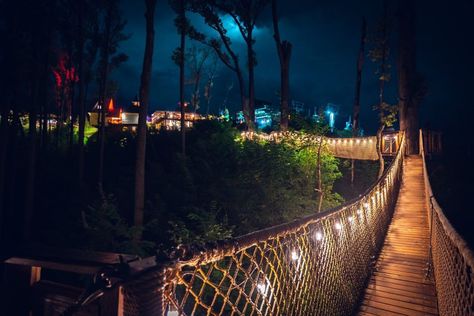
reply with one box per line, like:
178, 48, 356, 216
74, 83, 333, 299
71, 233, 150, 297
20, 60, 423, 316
112, 0, 474, 134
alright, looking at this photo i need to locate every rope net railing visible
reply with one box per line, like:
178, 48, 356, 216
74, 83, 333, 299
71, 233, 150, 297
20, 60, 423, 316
121, 135, 406, 316
420, 130, 474, 316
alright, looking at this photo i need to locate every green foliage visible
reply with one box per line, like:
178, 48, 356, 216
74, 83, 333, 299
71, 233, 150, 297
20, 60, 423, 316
84, 195, 155, 256
168, 202, 234, 245
146, 121, 343, 243
373, 101, 398, 127
33, 120, 344, 255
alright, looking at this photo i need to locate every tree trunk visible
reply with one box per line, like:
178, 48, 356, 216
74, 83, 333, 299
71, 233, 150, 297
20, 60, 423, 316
97, 3, 112, 196
351, 18, 366, 185
247, 30, 255, 131
24, 91, 38, 241
179, 0, 186, 155
280, 59, 290, 131
397, 0, 418, 154
272, 0, 292, 132
376, 125, 385, 179
77, 0, 86, 184
316, 139, 323, 212
0, 105, 9, 237
134, 0, 156, 236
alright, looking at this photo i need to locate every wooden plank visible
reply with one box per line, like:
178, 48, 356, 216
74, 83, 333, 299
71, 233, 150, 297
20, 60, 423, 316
362, 299, 436, 316
357, 156, 438, 315
363, 293, 438, 314
365, 287, 437, 308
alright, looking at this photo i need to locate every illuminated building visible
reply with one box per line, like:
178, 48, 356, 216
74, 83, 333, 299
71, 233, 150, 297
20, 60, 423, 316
236, 101, 275, 129
151, 111, 204, 131
88, 98, 141, 129
291, 100, 305, 114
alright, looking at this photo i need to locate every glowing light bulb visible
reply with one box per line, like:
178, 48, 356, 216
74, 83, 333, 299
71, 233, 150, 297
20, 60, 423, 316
315, 232, 323, 241
335, 222, 342, 230
291, 250, 299, 261
364, 203, 369, 209
348, 216, 354, 223
257, 281, 267, 296
356, 139, 361, 144
167, 307, 179, 316
357, 209, 362, 215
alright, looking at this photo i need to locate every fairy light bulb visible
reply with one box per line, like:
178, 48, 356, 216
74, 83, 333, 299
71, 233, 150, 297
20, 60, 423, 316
257, 281, 267, 296
315, 231, 323, 241
291, 250, 299, 261
167, 307, 179, 316
348, 216, 354, 223
335, 222, 342, 230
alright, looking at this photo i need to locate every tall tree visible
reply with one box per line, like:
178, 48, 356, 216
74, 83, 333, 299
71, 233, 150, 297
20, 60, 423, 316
186, 46, 212, 113
189, 1, 247, 125
24, 0, 54, 241
216, 0, 270, 130
397, 0, 424, 154
171, 0, 188, 155
369, 1, 397, 178
350, 18, 367, 184
204, 53, 219, 116
134, 0, 157, 236
271, 0, 292, 132
97, 0, 128, 195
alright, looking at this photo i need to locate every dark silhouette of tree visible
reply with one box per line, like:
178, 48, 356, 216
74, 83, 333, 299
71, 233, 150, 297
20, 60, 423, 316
171, 0, 188, 155
76, 0, 101, 185
97, 0, 128, 195
188, 0, 247, 126
203, 53, 219, 116
134, 0, 157, 239
272, 0, 292, 132
22, 0, 56, 241
351, 18, 367, 185
397, 0, 425, 154
186, 46, 212, 113
369, 1, 397, 178
215, 0, 270, 131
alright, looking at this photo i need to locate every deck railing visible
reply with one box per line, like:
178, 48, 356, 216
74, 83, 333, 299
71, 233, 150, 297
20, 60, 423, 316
121, 134, 405, 315
420, 130, 474, 316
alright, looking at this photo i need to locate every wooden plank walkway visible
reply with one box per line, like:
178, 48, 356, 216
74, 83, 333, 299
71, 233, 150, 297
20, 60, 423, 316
358, 156, 438, 316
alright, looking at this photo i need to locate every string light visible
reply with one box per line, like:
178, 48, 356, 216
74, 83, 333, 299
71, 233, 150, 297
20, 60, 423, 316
315, 231, 323, 241
291, 250, 299, 261
257, 281, 268, 297
364, 203, 369, 209
167, 307, 179, 316
348, 216, 354, 223
335, 222, 342, 230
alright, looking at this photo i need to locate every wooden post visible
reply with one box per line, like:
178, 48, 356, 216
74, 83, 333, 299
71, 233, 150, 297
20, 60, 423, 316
1, 263, 41, 315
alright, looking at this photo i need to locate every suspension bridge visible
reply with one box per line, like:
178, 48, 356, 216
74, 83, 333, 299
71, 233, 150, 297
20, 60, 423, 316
2, 130, 471, 316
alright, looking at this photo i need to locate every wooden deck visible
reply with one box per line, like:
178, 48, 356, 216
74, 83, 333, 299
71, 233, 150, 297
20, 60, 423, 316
358, 156, 438, 316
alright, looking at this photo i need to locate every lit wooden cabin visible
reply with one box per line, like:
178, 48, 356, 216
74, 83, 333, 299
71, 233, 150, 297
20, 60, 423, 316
88, 99, 140, 127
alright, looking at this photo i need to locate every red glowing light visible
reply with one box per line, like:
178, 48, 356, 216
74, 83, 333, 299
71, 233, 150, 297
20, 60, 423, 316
108, 99, 114, 112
